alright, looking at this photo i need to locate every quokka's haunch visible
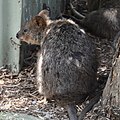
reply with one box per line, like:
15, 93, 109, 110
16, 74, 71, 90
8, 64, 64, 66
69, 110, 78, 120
16, 10, 98, 120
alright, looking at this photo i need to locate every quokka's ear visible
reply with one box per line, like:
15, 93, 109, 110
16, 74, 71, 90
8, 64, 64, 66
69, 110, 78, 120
31, 16, 47, 29
38, 10, 51, 25
38, 9, 50, 18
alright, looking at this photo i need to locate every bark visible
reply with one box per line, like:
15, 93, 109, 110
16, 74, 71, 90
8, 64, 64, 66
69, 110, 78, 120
102, 33, 120, 119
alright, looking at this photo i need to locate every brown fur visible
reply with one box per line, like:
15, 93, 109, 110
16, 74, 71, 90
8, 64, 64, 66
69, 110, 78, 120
81, 0, 120, 39
16, 10, 98, 119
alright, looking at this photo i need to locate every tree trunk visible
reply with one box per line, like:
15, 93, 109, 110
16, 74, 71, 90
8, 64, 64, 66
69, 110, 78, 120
102, 33, 120, 119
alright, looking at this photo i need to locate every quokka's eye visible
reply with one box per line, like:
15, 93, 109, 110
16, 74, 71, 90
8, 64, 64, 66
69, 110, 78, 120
24, 29, 28, 32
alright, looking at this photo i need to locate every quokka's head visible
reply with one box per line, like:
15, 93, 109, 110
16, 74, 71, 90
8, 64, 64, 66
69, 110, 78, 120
16, 10, 50, 45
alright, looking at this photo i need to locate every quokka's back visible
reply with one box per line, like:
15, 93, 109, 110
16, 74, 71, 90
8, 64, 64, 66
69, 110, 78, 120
16, 10, 98, 120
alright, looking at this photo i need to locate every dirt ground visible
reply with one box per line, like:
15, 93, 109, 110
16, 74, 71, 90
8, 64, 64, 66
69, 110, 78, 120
0, 65, 69, 120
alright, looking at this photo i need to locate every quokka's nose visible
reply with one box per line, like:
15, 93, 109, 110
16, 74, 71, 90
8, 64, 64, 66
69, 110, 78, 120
16, 33, 19, 39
